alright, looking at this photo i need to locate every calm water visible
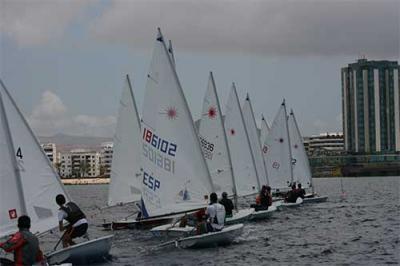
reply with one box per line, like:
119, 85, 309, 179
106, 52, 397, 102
41, 176, 399, 265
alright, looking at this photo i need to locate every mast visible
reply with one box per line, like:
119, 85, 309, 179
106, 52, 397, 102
126, 74, 141, 130
283, 100, 294, 185
0, 80, 27, 215
210, 72, 238, 210
235, 85, 261, 191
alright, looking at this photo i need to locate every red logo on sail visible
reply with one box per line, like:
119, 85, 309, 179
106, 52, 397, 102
207, 107, 217, 119
9, 209, 17, 219
230, 129, 235, 136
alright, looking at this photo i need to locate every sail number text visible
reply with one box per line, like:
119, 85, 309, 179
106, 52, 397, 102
143, 128, 177, 156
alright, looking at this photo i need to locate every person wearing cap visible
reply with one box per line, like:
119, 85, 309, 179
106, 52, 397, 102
205, 192, 226, 232
0, 215, 44, 266
219, 192, 234, 218
55, 194, 88, 248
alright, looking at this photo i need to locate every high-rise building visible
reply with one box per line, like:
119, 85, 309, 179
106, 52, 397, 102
304, 132, 344, 156
59, 149, 101, 178
341, 59, 400, 153
100, 142, 113, 178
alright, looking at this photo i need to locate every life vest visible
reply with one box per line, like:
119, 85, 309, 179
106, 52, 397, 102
255, 195, 261, 205
60, 202, 86, 225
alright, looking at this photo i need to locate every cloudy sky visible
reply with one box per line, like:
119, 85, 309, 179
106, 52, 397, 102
0, 0, 398, 137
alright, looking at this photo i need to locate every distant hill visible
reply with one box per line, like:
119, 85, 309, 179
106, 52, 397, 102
38, 133, 112, 152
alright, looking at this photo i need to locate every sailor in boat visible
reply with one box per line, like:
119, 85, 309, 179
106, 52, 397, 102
285, 184, 299, 203
205, 193, 226, 233
0, 215, 45, 266
297, 183, 306, 199
251, 185, 271, 211
55, 194, 88, 248
219, 192, 234, 218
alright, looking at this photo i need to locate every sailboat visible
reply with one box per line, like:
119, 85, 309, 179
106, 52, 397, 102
288, 109, 327, 203
0, 79, 113, 265
262, 100, 293, 193
242, 94, 269, 187
224, 84, 260, 197
197, 72, 254, 224
102, 75, 174, 230
142, 29, 243, 247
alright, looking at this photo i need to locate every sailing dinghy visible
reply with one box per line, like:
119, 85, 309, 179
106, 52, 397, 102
288, 110, 327, 203
102, 75, 176, 230
0, 79, 113, 264
197, 73, 255, 224
262, 101, 293, 194
141, 29, 243, 246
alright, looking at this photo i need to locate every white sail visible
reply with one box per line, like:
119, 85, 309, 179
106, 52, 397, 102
140, 29, 213, 217
198, 72, 235, 196
108, 75, 142, 206
288, 110, 312, 189
0, 80, 70, 235
224, 84, 259, 197
242, 94, 269, 187
0, 86, 25, 239
260, 114, 270, 146
263, 101, 292, 191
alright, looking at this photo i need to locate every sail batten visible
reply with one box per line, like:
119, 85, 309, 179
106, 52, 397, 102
141, 29, 213, 217
108, 75, 142, 206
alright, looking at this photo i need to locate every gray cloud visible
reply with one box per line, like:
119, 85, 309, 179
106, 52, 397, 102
28, 90, 116, 137
90, 0, 399, 57
0, 0, 90, 46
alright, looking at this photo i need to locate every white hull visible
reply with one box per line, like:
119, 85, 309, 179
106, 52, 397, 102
303, 195, 328, 203
250, 205, 277, 220
177, 224, 244, 248
151, 208, 253, 237
225, 208, 254, 225
151, 224, 195, 237
46, 235, 113, 265
279, 198, 303, 209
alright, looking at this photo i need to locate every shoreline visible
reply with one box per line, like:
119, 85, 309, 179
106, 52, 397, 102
61, 178, 110, 185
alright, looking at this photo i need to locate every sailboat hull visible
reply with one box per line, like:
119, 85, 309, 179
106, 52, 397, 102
102, 216, 175, 230
303, 195, 328, 203
225, 208, 254, 225
177, 224, 244, 249
250, 205, 278, 220
46, 235, 113, 265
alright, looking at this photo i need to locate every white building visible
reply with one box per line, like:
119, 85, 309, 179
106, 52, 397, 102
59, 149, 101, 178
40, 143, 57, 165
100, 142, 113, 178
304, 132, 344, 155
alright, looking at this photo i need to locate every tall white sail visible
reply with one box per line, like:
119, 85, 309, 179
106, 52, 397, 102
108, 75, 142, 206
140, 29, 213, 217
198, 72, 235, 196
0, 87, 25, 238
242, 94, 269, 187
0, 80, 70, 235
260, 114, 270, 146
263, 101, 293, 192
224, 84, 259, 197
288, 110, 312, 189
